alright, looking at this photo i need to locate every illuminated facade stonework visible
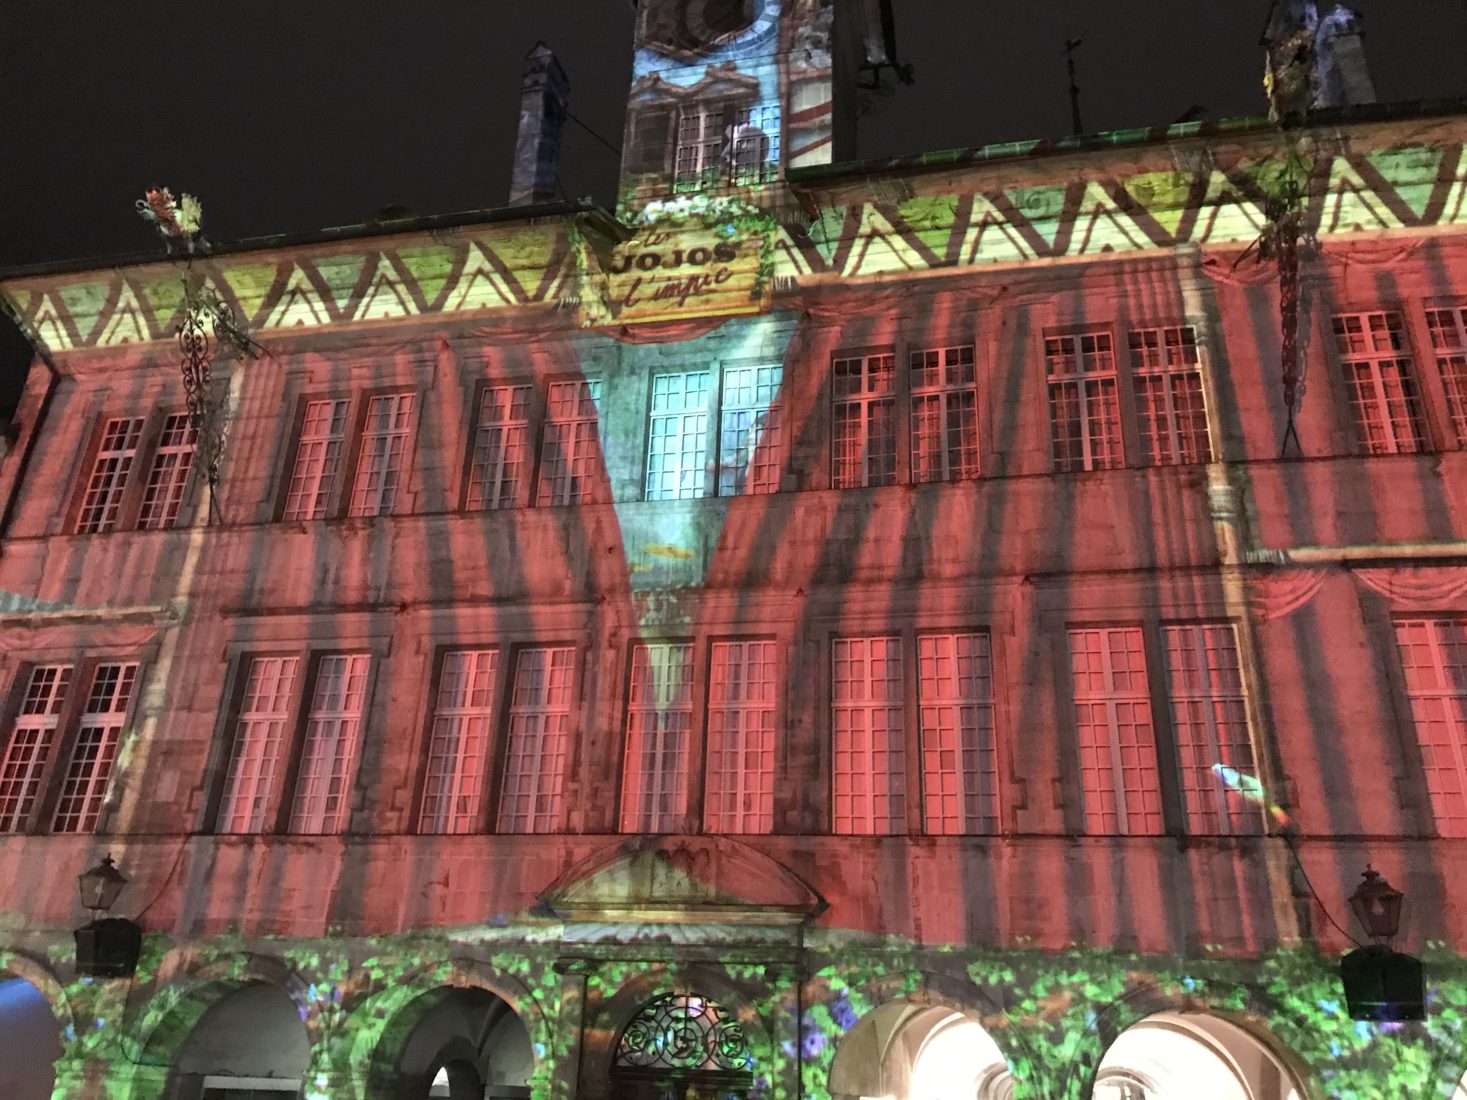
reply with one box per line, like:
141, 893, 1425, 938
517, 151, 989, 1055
5, 4, 1467, 1099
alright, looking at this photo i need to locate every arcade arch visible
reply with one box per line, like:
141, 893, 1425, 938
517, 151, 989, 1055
368, 985, 533, 1099
1092, 1012, 1305, 1100
166, 982, 310, 1100
0, 975, 63, 1100
829, 1001, 1014, 1100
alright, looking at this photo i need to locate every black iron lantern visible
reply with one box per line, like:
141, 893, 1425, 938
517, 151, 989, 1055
73, 855, 142, 979
1340, 866, 1424, 1022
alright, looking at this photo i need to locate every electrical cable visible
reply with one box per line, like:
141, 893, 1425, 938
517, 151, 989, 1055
1279, 830, 1367, 948
566, 110, 622, 158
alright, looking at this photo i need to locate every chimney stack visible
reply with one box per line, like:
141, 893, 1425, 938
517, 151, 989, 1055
509, 43, 569, 207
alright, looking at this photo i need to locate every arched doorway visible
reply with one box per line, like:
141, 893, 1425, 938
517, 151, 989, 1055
369, 986, 533, 1099
0, 976, 62, 1100
166, 983, 309, 1099
1093, 1012, 1304, 1100
611, 993, 754, 1099
829, 1001, 1013, 1100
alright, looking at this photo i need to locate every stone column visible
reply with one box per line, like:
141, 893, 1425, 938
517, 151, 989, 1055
550, 958, 592, 1100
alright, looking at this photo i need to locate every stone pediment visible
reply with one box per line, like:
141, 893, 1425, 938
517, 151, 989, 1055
539, 836, 825, 925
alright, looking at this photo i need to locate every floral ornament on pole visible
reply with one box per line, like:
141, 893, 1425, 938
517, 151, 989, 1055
135, 187, 205, 255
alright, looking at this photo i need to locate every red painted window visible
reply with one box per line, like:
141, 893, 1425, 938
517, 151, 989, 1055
536, 381, 604, 506
1069, 627, 1163, 835
0, 666, 72, 832
1129, 326, 1212, 465
910, 345, 980, 483
832, 352, 898, 488
289, 655, 371, 834
1332, 311, 1427, 455
918, 632, 998, 835
283, 399, 349, 520
621, 643, 694, 832
349, 393, 415, 517
419, 649, 498, 834
498, 646, 574, 833
1394, 619, 1467, 837
1424, 304, 1467, 446
1047, 331, 1122, 472
77, 417, 145, 533
1162, 623, 1261, 835
218, 657, 300, 833
647, 372, 711, 501
704, 640, 777, 834
51, 663, 139, 834
467, 385, 531, 510
832, 635, 906, 834
137, 413, 199, 530
718, 365, 783, 496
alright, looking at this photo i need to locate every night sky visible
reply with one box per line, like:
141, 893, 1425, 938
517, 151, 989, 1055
3, 0, 1465, 409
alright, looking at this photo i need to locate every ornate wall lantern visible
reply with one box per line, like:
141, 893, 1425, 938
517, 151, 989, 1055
1340, 866, 1424, 1022
73, 855, 142, 978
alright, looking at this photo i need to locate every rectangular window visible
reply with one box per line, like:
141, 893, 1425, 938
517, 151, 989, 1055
832, 636, 906, 834
0, 666, 72, 833
1129, 326, 1212, 465
1162, 623, 1261, 835
675, 105, 724, 181
419, 649, 498, 834
218, 657, 300, 833
349, 393, 415, 517
51, 663, 139, 833
283, 399, 349, 520
910, 345, 979, 483
136, 413, 199, 530
467, 385, 532, 510
77, 417, 145, 534
1332, 311, 1427, 455
704, 640, 777, 834
289, 655, 371, 834
497, 646, 574, 833
535, 381, 604, 506
646, 372, 711, 501
732, 103, 780, 181
1424, 304, 1467, 447
832, 352, 898, 489
1069, 627, 1163, 835
918, 632, 998, 834
718, 364, 783, 496
1047, 331, 1122, 472
1394, 618, 1467, 836
620, 642, 694, 832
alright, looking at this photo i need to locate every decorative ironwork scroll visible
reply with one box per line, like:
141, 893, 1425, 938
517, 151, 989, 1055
615, 994, 752, 1072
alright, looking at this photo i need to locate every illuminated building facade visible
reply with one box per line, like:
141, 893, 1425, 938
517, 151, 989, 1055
4, 1, 1467, 1097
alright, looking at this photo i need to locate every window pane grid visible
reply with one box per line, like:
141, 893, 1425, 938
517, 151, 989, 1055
1332, 312, 1427, 455
1394, 618, 1467, 836
1070, 627, 1163, 835
218, 657, 300, 833
832, 353, 897, 488
1046, 332, 1122, 471
910, 346, 980, 483
718, 365, 784, 496
536, 381, 604, 506
468, 386, 531, 510
1129, 326, 1212, 465
731, 103, 780, 182
0, 665, 72, 832
1425, 306, 1467, 446
78, 417, 145, 533
349, 393, 415, 517
52, 663, 139, 833
704, 640, 777, 834
137, 413, 199, 530
646, 372, 711, 501
675, 106, 724, 182
283, 400, 349, 520
832, 636, 906, 834
1162, 623, 1261, 835
498, 647, 574, 833
919, 632, 998, 835
289, 655, 370, 834
621, 643, 694, 832
420, 649, 498, 834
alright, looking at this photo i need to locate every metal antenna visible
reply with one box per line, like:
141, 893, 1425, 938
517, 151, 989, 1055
1065, 34, 1084, 137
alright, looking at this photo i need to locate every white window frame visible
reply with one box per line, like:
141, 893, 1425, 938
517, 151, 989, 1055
646, 371, 712, 501
0, 665, 72, 833
717, 363, 783, 496
348, 392, 416, 517
704, 640, 777, 834
909, 345, 980, 483
832, 635, 907, 835
1128, 326, 1213, 466
217, 657, 301, 833
1069, 626, 1163, 836
1394, 618, 1467, 837
497, 646, 574, 833
288, 654, 371, 834
1046, 330, 1123, 472
51, 662, 139, 834
77, 416, 145, 533
831, 351, 898, 489
467, 384, 532, 510
918, 631, 998, 835
1424, 303, 1467, 447
136, 412, 198, 530
535, 380, 604, 507
419, 649, 498, 834
620, 642, 694, 832
282, 399, 349, 520
1332, 310, 1428, 455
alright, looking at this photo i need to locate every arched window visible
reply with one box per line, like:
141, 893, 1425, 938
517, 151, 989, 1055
613, 993, 754, 1099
